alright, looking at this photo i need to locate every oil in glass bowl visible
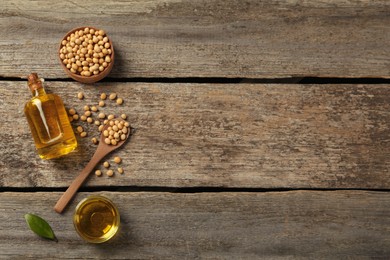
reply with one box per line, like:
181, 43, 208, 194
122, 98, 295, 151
73, 195, 120, 243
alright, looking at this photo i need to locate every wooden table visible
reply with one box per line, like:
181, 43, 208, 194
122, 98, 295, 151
1, 0, 389, 258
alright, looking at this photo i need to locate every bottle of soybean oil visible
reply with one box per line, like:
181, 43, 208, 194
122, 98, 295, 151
24, 73, 77, 159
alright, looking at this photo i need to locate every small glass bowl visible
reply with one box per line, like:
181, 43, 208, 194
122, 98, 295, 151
73, 195, 120, 243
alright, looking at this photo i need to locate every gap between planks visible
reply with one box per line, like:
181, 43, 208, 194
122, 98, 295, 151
1, 186, 390, 194
1, 77, 390, 84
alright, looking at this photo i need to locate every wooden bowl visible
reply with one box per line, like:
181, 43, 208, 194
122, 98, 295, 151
58, 26, 114, 84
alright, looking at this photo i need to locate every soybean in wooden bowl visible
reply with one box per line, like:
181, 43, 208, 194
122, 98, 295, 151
59, 26, 114, 84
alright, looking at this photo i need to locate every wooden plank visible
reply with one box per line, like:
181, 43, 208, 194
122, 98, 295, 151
0, 191, 389, 259
1, 82, 390, 189
1, 0, 389, 79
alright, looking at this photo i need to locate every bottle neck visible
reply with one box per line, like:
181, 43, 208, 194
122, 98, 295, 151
31, 87, 46, 97
27, 73, 46, 97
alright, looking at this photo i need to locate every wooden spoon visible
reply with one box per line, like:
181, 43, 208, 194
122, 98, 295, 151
54, 121, 131, 213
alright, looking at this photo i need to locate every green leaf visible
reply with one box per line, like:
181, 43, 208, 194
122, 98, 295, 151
24, 213, 58, 242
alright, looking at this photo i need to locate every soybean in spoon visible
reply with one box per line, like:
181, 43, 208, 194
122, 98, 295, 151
54, 120, 131, 214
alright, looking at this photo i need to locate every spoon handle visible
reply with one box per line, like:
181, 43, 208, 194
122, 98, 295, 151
54, 148, 108, 213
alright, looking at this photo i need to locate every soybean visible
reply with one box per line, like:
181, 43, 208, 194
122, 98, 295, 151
106, 170, 114, 177
109, 93, 117, 100
68, 108, 76, 115
116, 98, 123, 105
113, 156, 121, 164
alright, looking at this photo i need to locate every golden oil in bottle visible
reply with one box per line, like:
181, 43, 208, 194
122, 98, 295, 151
73, 195, 120, 243
24, 73, 77, 159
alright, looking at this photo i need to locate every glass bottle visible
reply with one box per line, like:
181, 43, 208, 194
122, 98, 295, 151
24, 73, 77, 159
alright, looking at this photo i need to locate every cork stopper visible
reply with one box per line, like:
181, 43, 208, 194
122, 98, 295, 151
27, 73, 43, 91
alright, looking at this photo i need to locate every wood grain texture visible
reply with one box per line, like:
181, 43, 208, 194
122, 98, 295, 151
0, 191, 389, 259
1, 82, 389, 189
1, 0, 389, 79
